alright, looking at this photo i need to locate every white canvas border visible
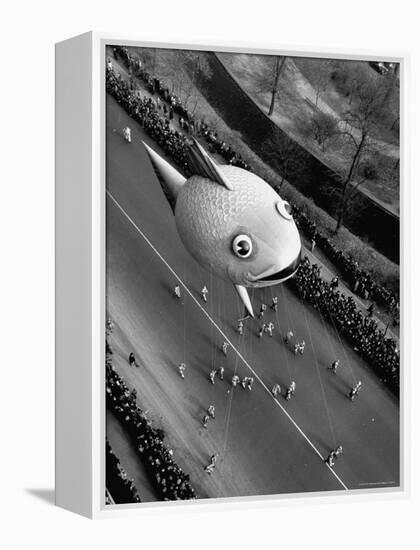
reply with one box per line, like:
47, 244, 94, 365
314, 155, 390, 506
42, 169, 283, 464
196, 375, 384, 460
97, 32, 410, 518
56, 31, 409, 519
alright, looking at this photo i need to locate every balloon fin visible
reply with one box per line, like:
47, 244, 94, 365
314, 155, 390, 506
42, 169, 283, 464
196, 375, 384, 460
234, 285, 254, 318
142, 141, 186, 211
187, 138, 234, 190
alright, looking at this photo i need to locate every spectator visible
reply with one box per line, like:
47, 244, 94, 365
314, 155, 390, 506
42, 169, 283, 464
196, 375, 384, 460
129, 352, 137, 367
290, 257, 399, 393
106, 355, 196, 500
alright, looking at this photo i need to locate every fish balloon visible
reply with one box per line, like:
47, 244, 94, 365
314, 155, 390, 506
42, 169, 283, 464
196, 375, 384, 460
142, 139, 302, 317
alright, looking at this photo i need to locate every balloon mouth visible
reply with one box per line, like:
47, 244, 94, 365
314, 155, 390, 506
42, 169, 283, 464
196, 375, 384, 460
257, 249, 302, 283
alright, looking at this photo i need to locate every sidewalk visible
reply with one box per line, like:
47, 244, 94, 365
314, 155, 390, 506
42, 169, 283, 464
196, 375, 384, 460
108, 47, 227, 165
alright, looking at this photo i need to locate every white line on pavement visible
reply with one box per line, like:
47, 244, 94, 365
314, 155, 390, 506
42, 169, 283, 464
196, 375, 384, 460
107, 191, 349, 491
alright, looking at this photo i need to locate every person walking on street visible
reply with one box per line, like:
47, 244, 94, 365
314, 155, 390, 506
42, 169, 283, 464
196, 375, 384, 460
221, 342, 229, 356
231, 375, 240, 388
258, 323, 267, 338
122, 126, 132, 143
241, 376, 254, 390
325, 450, 335, 467
174, 285, 181, 299
270, 296, 278, 312
204, 453, 218, 474
129, 352, 139, 367
209, 369, 217, 384
325, 445, 343, 467
285, 381, 296, 400
202, 414, 210, 428
259, 303, 267, 319
237, 320, 244, 335
329, 359, 340, 374
271, 383, 281, 397
266, 322, 274, 337
178, 362, 186, 379
284, 329, 294, 346
349, 381, 362, 401
207, 405, 215, 418
201, 285, 208, 303
217, 366, 224, 381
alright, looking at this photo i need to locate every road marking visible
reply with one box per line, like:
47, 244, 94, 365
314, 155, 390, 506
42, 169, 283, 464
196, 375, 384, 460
107, 191, 349, 491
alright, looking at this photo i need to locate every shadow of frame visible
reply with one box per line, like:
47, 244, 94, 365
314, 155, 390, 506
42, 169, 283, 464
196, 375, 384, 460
25, 488, 55, 505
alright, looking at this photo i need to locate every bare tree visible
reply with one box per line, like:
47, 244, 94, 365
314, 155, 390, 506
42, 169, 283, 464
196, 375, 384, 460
133, 47, 157, 73
333, 125, 369, 232
333, 76, 388, 232
380, 63, 400, 109
310, 110, 338, 151
268, 56, 287, 116
266, 134, 309, 190
156, 51, 212, 116
312, 59, 334, 107
255, 56, 287, 116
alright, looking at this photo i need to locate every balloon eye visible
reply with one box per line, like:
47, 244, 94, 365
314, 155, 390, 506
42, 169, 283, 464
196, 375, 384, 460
232, 235, 253, 258
276, 200, 293, 220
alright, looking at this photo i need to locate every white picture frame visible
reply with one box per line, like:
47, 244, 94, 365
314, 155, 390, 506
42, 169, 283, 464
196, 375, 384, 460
55, 31, 408, 519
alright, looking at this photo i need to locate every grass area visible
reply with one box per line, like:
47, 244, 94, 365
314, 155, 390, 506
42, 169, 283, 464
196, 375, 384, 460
294, 56, 400, 146
217, 53, 400, 215
113, 46, 399, 292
